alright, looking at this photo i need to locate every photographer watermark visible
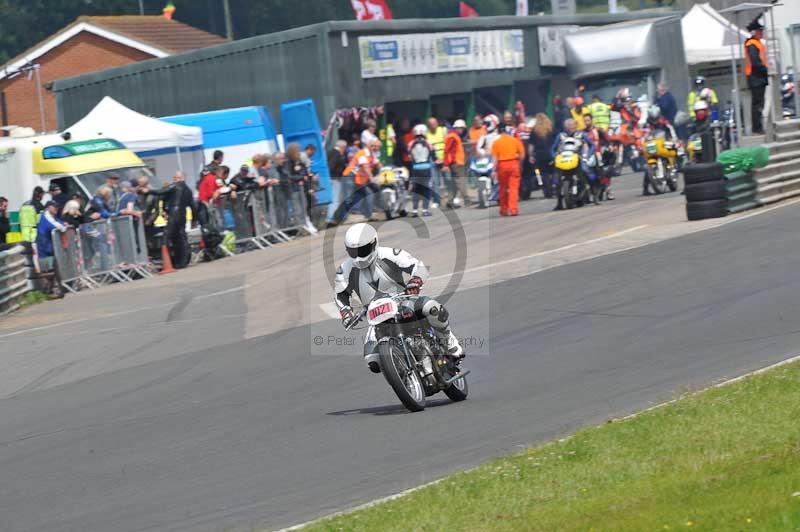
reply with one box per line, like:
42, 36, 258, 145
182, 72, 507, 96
313, 333, 486, 351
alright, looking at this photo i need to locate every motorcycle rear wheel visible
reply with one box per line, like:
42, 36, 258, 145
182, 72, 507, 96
379, 340, 426, 412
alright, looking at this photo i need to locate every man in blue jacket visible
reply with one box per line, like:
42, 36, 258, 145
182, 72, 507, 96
36, 200, 68, 266
655, 83, 678, 125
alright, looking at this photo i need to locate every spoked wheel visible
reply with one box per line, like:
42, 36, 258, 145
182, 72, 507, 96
647, 166, 666, 194
667, 168, 678, 192
379, 340, 426, 412
560, 175, 575, 210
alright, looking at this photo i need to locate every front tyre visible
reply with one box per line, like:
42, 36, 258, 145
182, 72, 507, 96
443, 371, 469, 402
667, 166, 678, 192
647, 165, 666, 194
379, 340, 426, 412
560, 174, 575, 209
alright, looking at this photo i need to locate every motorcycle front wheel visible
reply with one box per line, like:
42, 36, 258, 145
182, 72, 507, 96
560, 174, 575, 209
379, 340, 426, 412
443, 370, 469, 402
667, 168, 678, 192
647, 165, 667, 194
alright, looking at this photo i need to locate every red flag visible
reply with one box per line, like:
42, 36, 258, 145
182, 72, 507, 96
459, 1, 479, 17
351, 0, 394, 21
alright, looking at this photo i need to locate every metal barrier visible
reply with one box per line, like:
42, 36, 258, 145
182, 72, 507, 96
210, 193, 268, 250
45, 186, 319, 296
51, 215, 152, 292
207, 186, 312, 250
0, 245, 31, 315
109, 216, 152, 279
268, 183, 315, 238
51, 227, 97, 293
80, 218, 130, 284
251, 190, 286, 246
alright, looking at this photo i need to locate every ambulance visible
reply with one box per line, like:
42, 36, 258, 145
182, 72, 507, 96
0, 133, 152, 239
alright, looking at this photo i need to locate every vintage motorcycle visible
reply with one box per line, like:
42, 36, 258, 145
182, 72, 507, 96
376, 166, 409, 220
554, 135, 593, 209
470, 156, 495, 209
347, 292, 469, 412
643, 131, 679, 194
607, 122, 644, 174
595, 145, 617, 201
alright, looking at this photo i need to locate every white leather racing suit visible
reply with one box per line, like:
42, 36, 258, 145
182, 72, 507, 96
334, 246, 459, 360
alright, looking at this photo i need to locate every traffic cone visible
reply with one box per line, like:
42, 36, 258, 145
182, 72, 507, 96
159, 243, 176, 274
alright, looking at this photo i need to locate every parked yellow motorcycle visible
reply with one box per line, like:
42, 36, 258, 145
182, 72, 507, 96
643, 132, 679, 194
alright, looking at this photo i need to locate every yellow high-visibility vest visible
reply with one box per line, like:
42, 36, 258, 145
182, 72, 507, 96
426, 126, 446, 162
589, 101, 611, 130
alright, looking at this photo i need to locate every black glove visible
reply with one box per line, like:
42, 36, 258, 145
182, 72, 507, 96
405, 276, 424, 295
340, 308, 355, 328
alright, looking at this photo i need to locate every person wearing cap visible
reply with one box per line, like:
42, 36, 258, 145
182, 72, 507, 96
230, 164, 259, 192
745, 19, 769, 134
35, 200, 68, 264
48, 183, 68, 211
566, 96, 587, 131
444, 119, 468, 207
20, 186, 45, 242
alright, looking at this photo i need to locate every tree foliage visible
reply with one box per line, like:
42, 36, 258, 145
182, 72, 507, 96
0, 0, 550, 64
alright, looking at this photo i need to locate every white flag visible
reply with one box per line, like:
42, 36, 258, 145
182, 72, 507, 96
516, 0, 528, 16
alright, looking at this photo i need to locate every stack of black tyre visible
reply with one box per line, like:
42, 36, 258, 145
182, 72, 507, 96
684, 162, 727, 220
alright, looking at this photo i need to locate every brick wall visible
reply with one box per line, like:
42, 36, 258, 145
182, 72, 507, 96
0, 31, 154, 132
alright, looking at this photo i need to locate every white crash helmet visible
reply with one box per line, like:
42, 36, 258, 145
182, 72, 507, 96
483, 114, 500, 133
413, 124, 428, 137
344, 223, 378, 269
452, 119, 467, 129
647, 104, 662, 122
699, 87, 713, 101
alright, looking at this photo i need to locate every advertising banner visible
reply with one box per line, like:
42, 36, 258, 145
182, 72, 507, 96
538, 25, 579, 67
359, 29, 524, 79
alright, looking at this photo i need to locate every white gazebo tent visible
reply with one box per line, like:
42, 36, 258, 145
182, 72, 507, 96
65, 96, 205, 185
682, 3, 750, 117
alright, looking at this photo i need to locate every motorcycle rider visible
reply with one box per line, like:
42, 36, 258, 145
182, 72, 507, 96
550, 118, 595, 211
583, 113, 614, 201
335, 223, 464, 373
476, 114, 502, 204
688, 76, 719, 120
476, 114, 502, 157
642, 105, 677, 196
688, 99, 716, 163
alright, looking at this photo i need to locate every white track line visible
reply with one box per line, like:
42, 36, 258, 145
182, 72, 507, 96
275, 352, 800, 531
429, 224, 648, 281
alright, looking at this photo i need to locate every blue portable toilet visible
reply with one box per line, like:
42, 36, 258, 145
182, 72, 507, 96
280, 99, 331, 205
162, 106, 278, 171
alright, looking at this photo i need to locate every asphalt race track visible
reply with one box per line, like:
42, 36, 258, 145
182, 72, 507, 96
3, 195, 800, 531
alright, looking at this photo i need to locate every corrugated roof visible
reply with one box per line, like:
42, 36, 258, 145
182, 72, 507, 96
78, 16, 227, 54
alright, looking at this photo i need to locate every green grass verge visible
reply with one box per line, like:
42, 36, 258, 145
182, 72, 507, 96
19, 290, 48, 308
306, 361, 800, 531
